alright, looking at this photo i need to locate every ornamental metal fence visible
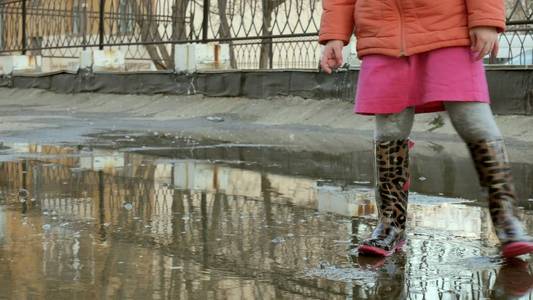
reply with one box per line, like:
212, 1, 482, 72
0, 0, 532, 69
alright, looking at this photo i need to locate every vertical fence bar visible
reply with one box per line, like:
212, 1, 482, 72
202, 0, 210, 42
82, 0, 87, 49
21, 0, 27, 54
99, 0, 105, 49
269, 44, 273, 69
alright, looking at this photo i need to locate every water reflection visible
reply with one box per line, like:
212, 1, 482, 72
0, 143, 531, 299
108, 138, 533, 203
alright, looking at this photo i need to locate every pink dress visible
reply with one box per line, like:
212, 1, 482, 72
354, 46, 490, 115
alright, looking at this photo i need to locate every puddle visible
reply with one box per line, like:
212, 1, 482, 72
0, 138, 532, 299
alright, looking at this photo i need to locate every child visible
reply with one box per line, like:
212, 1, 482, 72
319, 0, 533, 257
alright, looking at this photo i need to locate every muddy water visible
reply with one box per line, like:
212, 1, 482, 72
0, 140, 532, 299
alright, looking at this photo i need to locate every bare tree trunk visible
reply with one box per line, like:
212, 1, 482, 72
259, 0, 272, 69
260, 0, 286, 69
130, 0, 172, 70
217, 0, 236, 68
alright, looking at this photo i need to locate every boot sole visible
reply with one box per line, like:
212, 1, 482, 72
358, 240, 406, 257
502, 241, 533, 258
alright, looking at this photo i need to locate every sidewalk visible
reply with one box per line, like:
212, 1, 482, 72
1, 87, 533, 152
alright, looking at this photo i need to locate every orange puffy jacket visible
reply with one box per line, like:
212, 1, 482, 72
319, 0, 506, 58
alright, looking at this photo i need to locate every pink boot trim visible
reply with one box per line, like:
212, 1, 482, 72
502, 241, 533, 258
358, 240, 406, 257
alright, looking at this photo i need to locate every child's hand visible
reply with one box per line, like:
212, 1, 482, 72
320, 40, 344, 74
470, 27, 499, 61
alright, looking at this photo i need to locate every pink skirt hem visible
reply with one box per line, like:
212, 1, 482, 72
354, 47, 491, 115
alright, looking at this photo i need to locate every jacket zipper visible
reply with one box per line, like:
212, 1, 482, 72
396, 0, 406, 56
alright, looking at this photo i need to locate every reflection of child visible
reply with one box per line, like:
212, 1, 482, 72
319, 0, 533, 257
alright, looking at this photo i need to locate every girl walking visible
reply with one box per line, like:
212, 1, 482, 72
319, 0, 533, 257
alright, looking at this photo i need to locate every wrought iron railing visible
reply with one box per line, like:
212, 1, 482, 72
0, 0, 532, 69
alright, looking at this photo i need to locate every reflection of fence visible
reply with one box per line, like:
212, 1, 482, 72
0, 157, 523, 299
0, 157, 347, 298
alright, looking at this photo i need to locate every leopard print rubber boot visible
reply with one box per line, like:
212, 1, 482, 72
467, 139, 533, 258
359, 140, 410, 257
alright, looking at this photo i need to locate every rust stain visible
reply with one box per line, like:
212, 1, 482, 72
214, 44, 221, 67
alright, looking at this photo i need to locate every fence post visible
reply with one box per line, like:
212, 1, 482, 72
99, 0, 105, 50
202, 0, 210, 42
21, 0, 27, 54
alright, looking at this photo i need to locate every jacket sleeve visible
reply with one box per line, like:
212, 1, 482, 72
318, 0, 357, 45
465, 0, 506, 32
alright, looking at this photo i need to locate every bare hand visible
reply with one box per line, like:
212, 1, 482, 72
320, 40, 344, 74
470, 27, 499, 61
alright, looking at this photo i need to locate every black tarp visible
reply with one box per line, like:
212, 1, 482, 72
1, 68, 531, 115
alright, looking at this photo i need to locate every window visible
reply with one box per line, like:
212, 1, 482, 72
0, 13, 3, 50
118, 0, 134, 34
72, 0, 82, 35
